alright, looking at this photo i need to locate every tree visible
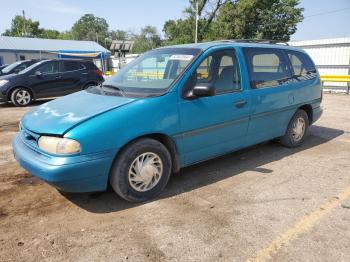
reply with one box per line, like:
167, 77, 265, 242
39, 29, 61, 39
3, 15, 42, 37
163, 0, 303, 44
2, 15, 69, 40
213, 0, 303, 41
132, 26, 161, 53
71, 14, 109, 46
163, 0, 227, 44
109, 29, 129, 41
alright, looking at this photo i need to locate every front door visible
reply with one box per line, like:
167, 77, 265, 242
29, 61, 62, 97
178, 48, 250, 166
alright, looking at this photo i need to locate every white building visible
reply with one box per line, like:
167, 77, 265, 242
290, 37, 350, 89
0, 36, 111, 71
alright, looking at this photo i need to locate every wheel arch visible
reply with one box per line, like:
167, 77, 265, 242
83, 81, 99, 89
114, 133, 181, 173
7, 86, 36, 100
298, 104, 313, 124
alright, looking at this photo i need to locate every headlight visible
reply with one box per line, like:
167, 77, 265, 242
0, 80, 9, 87
38, 136, 81, 155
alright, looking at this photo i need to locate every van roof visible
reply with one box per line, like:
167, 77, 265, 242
164, 40, 304, 52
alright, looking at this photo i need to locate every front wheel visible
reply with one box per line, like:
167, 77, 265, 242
280, 109, 309, 148
110, 138, 172, 202
11, 88, 32, 107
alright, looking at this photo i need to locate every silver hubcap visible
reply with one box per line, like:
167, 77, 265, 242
15, 90, 31, 105
128, 152, 163, 192
292, 117, 306, 142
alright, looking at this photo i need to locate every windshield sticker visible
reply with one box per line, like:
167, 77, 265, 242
169, 55, 194, 61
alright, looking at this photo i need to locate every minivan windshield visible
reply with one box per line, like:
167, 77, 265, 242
102, 48, 201, 96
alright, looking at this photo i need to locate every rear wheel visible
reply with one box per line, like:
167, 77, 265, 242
110, 138, 172, 202
11, 88, 32, 107
83, 82, 96, 90
280, 109, 309, 148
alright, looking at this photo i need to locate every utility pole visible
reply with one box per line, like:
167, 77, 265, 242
195, 0, 199, 43
22, 10, 27, 36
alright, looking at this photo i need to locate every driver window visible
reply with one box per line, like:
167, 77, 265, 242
194, 50, 241, 94
37, 62, 59, 74
196, 56, 212, 81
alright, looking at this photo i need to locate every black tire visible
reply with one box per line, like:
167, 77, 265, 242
10, 88, 32, 107
110, 138, 172, 202
83, 82, 96, 90
280, 109, 309, 148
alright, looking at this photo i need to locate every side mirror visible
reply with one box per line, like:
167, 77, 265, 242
192, 83, 215, 97
35, 71, 42, 78
14, 68, 20, 74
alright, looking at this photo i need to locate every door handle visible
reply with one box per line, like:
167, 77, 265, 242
235, 100, 247, 108
55, 75, 61, 79
81, 72, 88, 75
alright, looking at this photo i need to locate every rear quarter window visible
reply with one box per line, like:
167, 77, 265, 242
286, 50, 317, 80
243, 47, 292, 88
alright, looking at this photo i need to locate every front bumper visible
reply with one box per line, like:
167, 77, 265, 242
13, 134, 116, 192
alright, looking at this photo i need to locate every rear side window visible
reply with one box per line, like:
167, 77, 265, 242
244, 48, 292, 88
61, 61, 81, 72
287, 51, 317, 77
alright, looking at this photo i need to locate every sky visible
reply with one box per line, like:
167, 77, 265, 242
0, 0, 349, 41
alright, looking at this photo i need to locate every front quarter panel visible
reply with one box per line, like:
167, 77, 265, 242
64, 91, 180, 155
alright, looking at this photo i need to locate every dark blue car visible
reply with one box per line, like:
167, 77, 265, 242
0, 59, 104, 106
13, 41, 322, 202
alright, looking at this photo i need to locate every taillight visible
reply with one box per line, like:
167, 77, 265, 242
95, 69, 103, 77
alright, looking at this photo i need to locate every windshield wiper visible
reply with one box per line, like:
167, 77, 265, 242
101, 84, 126, 96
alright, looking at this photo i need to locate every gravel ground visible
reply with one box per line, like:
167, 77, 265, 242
0, 94, 349, 262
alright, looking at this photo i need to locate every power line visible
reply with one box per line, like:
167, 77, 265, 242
304, 7, 350, 18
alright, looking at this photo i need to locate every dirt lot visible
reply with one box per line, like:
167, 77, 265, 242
0, 94, 349, 262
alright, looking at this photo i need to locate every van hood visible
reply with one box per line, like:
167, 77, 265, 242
21, 91, 136, 135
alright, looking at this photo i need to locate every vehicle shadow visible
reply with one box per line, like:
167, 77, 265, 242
63, 125, 344, 213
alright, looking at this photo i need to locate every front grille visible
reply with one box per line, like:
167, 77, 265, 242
20, 127, 40, 149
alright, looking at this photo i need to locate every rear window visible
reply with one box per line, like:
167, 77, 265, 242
243, 48, 292, 88
85, 61, 98, 70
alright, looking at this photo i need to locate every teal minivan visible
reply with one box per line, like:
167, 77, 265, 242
13, 40, 322, 202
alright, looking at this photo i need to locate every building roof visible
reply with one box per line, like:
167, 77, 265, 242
289, 37, 350, 48
0, 36, 110, 53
